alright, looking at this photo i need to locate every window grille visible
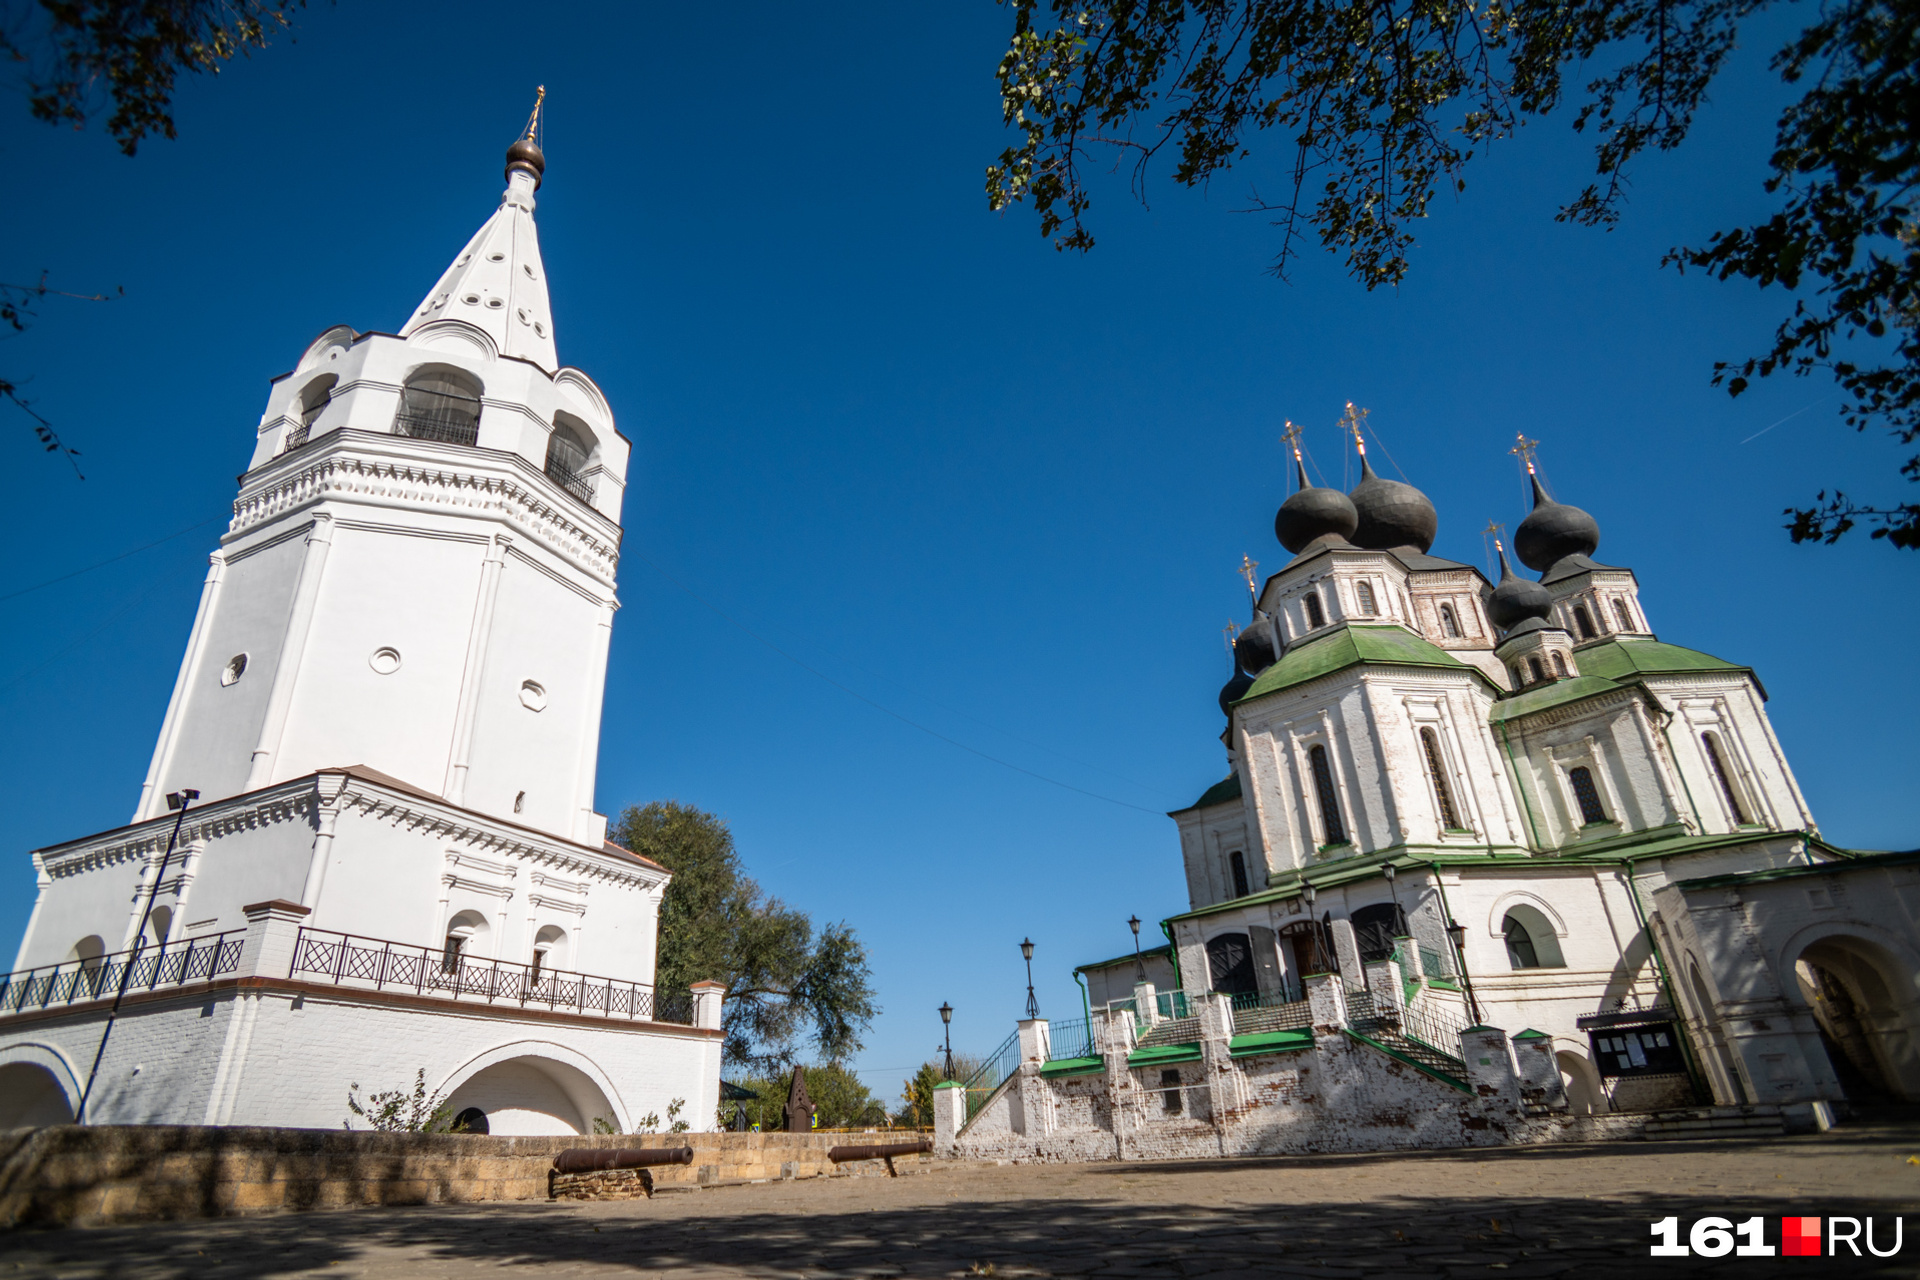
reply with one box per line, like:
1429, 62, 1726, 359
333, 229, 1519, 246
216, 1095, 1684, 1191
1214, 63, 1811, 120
1503, 914, 1541, 968
441, 934, 465, 974
1528, 657, 1544, 683
1309, 744, 1346, 845
545, 419, 594, 503
1420, 728, 1462, 830
1228, 850, 1249, 898
1304, 592, 1326, 629
1439, 603, 1461, 638
1552, 651, 1569, 676
394, 371, 481, 446
1613, 599, 1636, 631
1568, 766, 1607, 825
1354, 581, 1377, 616
1573, 606, 1597, 640
1701, 732, 1750, 824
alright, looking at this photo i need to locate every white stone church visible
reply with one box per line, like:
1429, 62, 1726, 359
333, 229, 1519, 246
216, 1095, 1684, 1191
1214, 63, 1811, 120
946, 434, 1920, 1161
0, 127, 725, 1135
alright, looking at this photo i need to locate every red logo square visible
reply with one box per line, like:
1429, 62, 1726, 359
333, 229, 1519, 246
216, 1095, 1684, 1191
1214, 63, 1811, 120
1783, 1217, 1822, 1257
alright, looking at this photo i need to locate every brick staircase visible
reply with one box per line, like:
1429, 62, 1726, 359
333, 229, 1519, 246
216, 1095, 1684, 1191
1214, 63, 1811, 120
1347, 991, 1471, 1090
1640, 1106, 1786, 1139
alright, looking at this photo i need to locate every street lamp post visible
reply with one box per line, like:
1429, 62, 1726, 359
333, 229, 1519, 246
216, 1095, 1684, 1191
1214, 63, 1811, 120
1128, 915, 1145, 981
938, 1002, 955, 1080
1020, 937, 1039, 1019
1383, 862, 1405, 936
1302, 881, 1329, 974
1445, 919, 1484, 1026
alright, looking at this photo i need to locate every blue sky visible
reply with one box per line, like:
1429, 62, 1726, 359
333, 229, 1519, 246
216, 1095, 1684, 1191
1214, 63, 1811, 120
2, 1, 1913, 1106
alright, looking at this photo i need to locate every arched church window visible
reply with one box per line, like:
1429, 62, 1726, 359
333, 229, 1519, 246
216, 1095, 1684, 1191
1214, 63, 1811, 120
394, 368, 482, 446
545, 416, 594, 503
1354, 581, 1377, 616
1304, 592, 1326, 629
1551, 651, 1569, 677
288, 375, 335, 451
1228, 850, 1250, 899
1573, 606, 1597, 640
1308, 744, 1347, 846
1503, 914, 1541, 968
1568, 766, 1607, 825
1701, 732, 1751, 825
1439, 603, 1461, 638
1613, 599, 1636, 631
1420, 728, 1462, 831
1204, 932, 1257, 996
1527, 657, 1544, 683
1349, 903, 1403, 962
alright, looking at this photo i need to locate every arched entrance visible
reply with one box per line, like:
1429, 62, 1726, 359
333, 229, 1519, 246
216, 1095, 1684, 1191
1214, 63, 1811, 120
0, 1063, 75, 1128
1205, 933, 1257, 997
1555, 1049, 1607, 1115
1349, 904, 1401, 962
1792, 934, 1920, 1104
440, 1053, 620, 1136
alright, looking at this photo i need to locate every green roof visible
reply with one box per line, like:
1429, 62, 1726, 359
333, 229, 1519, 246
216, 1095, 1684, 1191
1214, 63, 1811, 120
1674, 846, 1916, 891
1173, 773, 1242, 815
1237, 624, 1482, 705
1228, 1029, 1315, 1058
1074, 943, 1173, 974
1039, 1056, 1105, 1078
1575, 638, 1747, 682
1489, 675, 1624, 723
1127, 1042, 1203, 1067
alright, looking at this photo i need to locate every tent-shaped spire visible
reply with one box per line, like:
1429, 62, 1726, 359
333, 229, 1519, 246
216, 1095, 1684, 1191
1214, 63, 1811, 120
400, 92, 559, 372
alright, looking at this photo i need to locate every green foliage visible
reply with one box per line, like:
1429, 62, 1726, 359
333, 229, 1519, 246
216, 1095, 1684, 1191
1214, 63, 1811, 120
344, 1068, 461, 1133
3, 0, 307, 156
612, 801, 878, 1072
592, 1097, 691, 1135
987, 0, 1919, 546
723, 1065, 889, 1130
898, 1054, 984, 1127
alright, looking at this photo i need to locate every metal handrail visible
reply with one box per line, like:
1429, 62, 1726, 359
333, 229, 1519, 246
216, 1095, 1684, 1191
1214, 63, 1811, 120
0, 932, 246, 1014
392, 410, 479, 447
543, 457, 594, 503
1044, 1017, 1097, 1061
288, 927, 692, 1025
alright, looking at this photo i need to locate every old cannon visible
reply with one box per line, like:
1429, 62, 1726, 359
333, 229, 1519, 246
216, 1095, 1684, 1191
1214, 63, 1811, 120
552, 1146, 695, 1174
825, 1137, 933, 1177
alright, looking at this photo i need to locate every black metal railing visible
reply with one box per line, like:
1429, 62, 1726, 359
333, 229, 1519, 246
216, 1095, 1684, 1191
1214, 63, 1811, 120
392, 410, 479, 447
543, 457, 594, 504
0, 931, 246, 1015
1044, 1017, 1098, 1061
288, 927, 692, 1025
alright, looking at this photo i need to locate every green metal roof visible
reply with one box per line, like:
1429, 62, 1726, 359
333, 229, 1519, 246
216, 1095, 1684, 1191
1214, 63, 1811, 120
1127, 1042, 1202, 1067
1488, 675, 1625, 723
1575, 637, 1748, 682
1235, 624, 1485, 705
1172, 773, 1242, 815
1073, 943, 1173, 974
1228, 1029, 1315, 1058
1038, 1056, 1104, 1078
1674, 846, 1915, 891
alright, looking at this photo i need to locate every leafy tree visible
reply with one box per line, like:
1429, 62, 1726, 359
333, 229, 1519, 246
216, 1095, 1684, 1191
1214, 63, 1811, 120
612, 801, 879, 1073
344, 1068, 462, 1133
897, 1054, 985, 1127
723, 1065, 889, 1130
3, 0, 307, 156
986, 0, 1920, 547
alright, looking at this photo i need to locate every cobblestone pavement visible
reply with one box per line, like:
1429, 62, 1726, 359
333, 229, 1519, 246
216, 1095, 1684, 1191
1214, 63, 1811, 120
4, 1122, 1919, 1279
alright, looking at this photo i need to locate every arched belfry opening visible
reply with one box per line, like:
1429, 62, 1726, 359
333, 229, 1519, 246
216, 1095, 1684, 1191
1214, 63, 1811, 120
1793, 934, 1920, 1104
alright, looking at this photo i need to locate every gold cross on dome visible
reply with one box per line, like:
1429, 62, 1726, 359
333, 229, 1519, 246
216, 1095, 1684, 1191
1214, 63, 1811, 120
1239, 554, 1259, 600
1482, 519, 1506, 543
521, 85, 547, 144
1280, 419, 1304, 462
1509, 433, 1540, 475
1339, 402, 1371, 455
1222, 620, 1239, 652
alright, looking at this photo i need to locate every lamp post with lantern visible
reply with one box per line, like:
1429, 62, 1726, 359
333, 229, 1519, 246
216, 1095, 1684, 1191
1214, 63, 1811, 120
1020, 937, 1039, 1019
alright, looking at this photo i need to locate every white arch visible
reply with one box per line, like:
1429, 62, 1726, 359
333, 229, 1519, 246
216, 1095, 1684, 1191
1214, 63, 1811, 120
0, 1040, 85, 1113
406, 320, 501, 361
1772, 919, 1920, 1010
1484, 889, 1569, 939
432, 1038, 629, 1133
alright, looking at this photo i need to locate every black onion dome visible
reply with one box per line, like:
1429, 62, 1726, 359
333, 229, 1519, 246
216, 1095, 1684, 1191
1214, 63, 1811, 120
506, 138, 547, 186
1487, 545, 1553, 631
1274, 459, 1360, 553
1219, 657, 1255, 716
1513, 473, 1600, 572
1349, 456, 1438, 552
1234, 618, 1277, 675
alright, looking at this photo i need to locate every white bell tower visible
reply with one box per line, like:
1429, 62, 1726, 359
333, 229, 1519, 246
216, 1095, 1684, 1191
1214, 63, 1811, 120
135, 109, 629, 848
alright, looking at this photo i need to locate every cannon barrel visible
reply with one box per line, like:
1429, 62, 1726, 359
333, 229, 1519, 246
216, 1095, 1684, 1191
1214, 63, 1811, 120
826, 1139, 933, 1163
553, 1146, 695, 1174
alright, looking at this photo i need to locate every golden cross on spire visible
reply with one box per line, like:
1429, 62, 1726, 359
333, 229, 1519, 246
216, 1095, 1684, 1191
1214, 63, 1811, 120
1509, 432, 1540, 475
1238, 554, 1259, 601
1280, 419, 1304, 462
1339, 401, 1370, 456
521, 85, 547, 144
1222, 620, 1240, 653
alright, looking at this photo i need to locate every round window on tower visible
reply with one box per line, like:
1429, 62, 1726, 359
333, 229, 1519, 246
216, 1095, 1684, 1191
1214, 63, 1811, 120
221, 654, 248, 686
519, 680, 547, 712
369, 647, 402, 675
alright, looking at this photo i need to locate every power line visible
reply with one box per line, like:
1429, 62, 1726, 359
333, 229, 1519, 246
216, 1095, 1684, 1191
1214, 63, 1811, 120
626, 548, 1168, 817
0, 515, 223, 606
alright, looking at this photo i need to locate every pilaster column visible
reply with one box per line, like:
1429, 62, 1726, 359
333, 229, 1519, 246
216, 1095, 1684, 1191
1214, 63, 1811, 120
238, 898, 311, 979
1196, 992, 1240, 1146
569, 597, 617, 845
1459, 1025, 1525, 1117
1100, 1006, 1138, 1161
690, 980, 727, 1030
443, 533, 511, 805
1510, 1029, 1567, 1110
1363, 958, 1404, 1015
932, 1081, 968, 1155
245, 515, 335, 790
1328, 917, 1364, 991
297, 776, 348, 914
137, 550, 227, 822
1304, 972, 1348, 1032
